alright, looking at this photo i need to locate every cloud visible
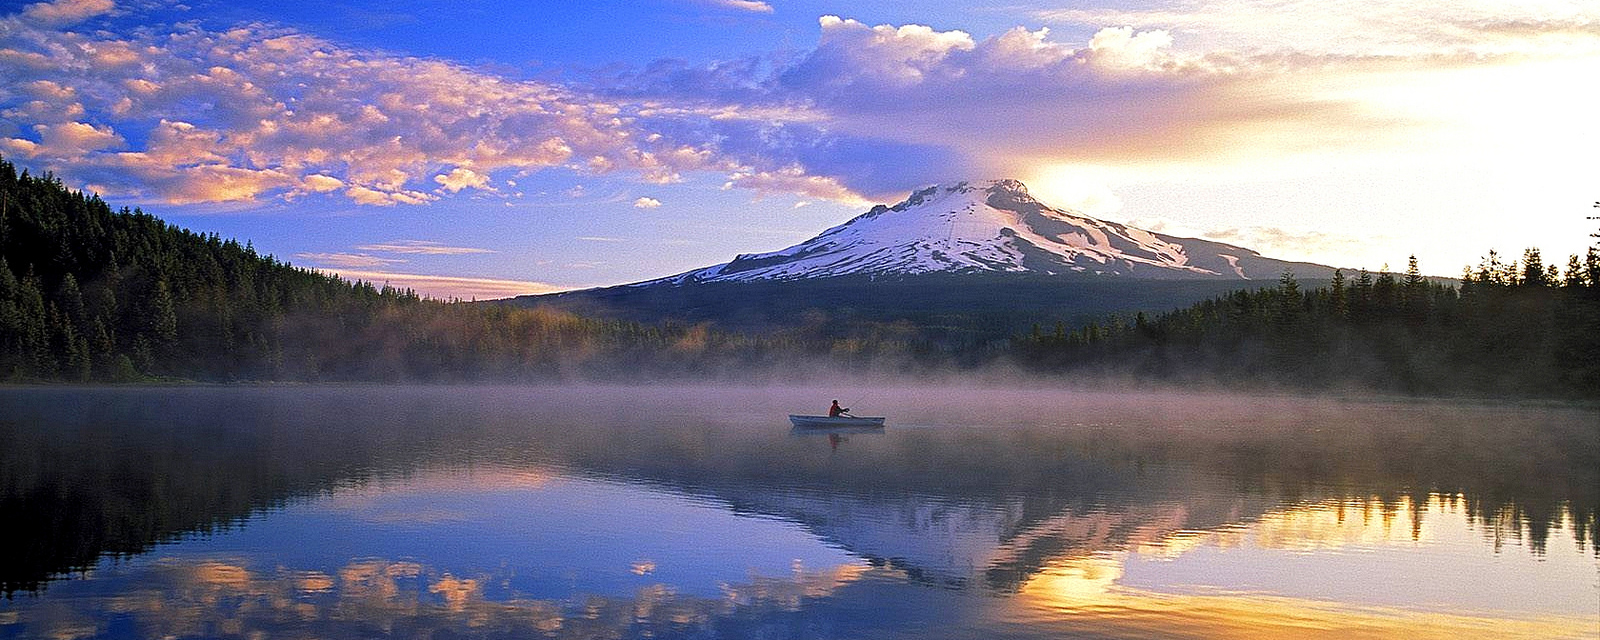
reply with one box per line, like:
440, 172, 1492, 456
1036, 0, 1600, 57
696, 0, 773, 13
433, 167, 491, 193
632, 196, 662, 209
768, 17, 1415, 184
347, 185, 435, 207
1198, 225, 1379, 263
721, 167, 865, 204
0, 15, 734, 206
576, 236, 623, 242
610, 8, 1597, 203
313, 269, 567, 300
302, 174, 344, 192
20, 0, 113, 26
1, 1, 1594, 214
354, 240, 494, 255
294, 252, 406, 268
1130, 217, 1389, 267
33, 121, 123, 155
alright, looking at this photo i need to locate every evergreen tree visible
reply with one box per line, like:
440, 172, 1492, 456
1275, 269, 1301, 324
149, 279, 178, 354
1329, 268, 1347, 319
1402, 256, 1428, 322
1521, 248, 1548, 287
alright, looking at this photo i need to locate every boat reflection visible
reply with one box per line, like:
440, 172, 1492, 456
789, 424, 885, 451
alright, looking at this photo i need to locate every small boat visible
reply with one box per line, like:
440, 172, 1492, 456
788, 414, 886, 428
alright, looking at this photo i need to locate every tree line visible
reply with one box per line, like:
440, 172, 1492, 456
1015, 245, 1600, 399
0, 156, 848, 382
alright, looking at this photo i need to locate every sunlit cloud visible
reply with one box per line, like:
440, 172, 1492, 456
633, 196, 662, 209
19, 0, 113, 26
354, 240, 494, 255
720, 167, 867, 205
0, 9, 746, 206
694, 0, 773, 14
433, 166, 491, 193
1197, 226, 1381, 269
1036, 0, 1600, 57
294, 252, 407, 268
1112, 217, 1395, 270
301, 173, 344, 193
313, 268, 566, 300
758, 16, 1434, 190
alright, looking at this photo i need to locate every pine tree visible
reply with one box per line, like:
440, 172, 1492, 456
1276, 269, 1301, 325
0, 257, 19, 376
57, 273, 87, 334
1402, 256, 1428, 322
1563, 254, 1585, 288
1521, 248, 1548, 287
148, 278, 178, 369
1585, 247, 1600, 299
1352, 269, 1373, 321
17, 268, 48, 376
1329, 268, 1348, 319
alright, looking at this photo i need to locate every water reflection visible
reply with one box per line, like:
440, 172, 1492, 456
7, 554, 875, 640
0, 386, 1594, 639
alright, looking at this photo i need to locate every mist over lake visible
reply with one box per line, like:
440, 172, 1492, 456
1, 385, 1593, 639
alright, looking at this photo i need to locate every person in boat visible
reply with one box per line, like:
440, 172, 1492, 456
828, 400, 848, 417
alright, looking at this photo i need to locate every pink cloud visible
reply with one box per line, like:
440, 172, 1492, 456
312, 269, 566, 300
293, 252, 406, 268
20, 0, 113, 26
0, 17, 731, 206
354, 240, 494, 255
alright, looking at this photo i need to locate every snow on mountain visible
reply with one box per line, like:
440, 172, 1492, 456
645, 179, 1334, 284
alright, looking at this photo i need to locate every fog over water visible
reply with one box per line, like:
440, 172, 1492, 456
0, 385, 1594, 639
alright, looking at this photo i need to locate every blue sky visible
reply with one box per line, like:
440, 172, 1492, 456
2, 0, 1596, 297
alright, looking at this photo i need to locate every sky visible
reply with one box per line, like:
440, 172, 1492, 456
1, 0, 1596, 298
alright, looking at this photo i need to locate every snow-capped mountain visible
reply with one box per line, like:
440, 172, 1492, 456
647, 179, 1334, 284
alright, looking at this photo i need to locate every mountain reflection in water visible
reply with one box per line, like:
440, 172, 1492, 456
0, 386, 1594, 639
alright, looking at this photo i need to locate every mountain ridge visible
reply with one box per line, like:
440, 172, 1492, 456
641, 179, 1338, 285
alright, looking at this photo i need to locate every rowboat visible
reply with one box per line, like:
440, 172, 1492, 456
788, 414, 886, 428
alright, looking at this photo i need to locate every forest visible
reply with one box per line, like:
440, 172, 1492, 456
1015, 249, 1600, 398
0, 156, 817, 382
1, 154, 1596, 399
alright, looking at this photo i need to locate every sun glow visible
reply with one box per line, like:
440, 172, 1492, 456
1013, 494, 1597, 639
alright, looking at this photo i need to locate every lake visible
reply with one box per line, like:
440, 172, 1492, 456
0, 385, 1594, 639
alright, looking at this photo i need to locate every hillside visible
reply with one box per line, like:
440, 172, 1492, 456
0, 156, 777, 381
523, 274, 1331, 341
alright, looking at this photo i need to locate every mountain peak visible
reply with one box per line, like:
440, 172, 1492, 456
984, 178, 1029, 195
910, 178, 1030, 198
642, 178, 1337, 285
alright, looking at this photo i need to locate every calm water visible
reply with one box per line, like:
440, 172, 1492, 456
0, 386, 1595, 639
